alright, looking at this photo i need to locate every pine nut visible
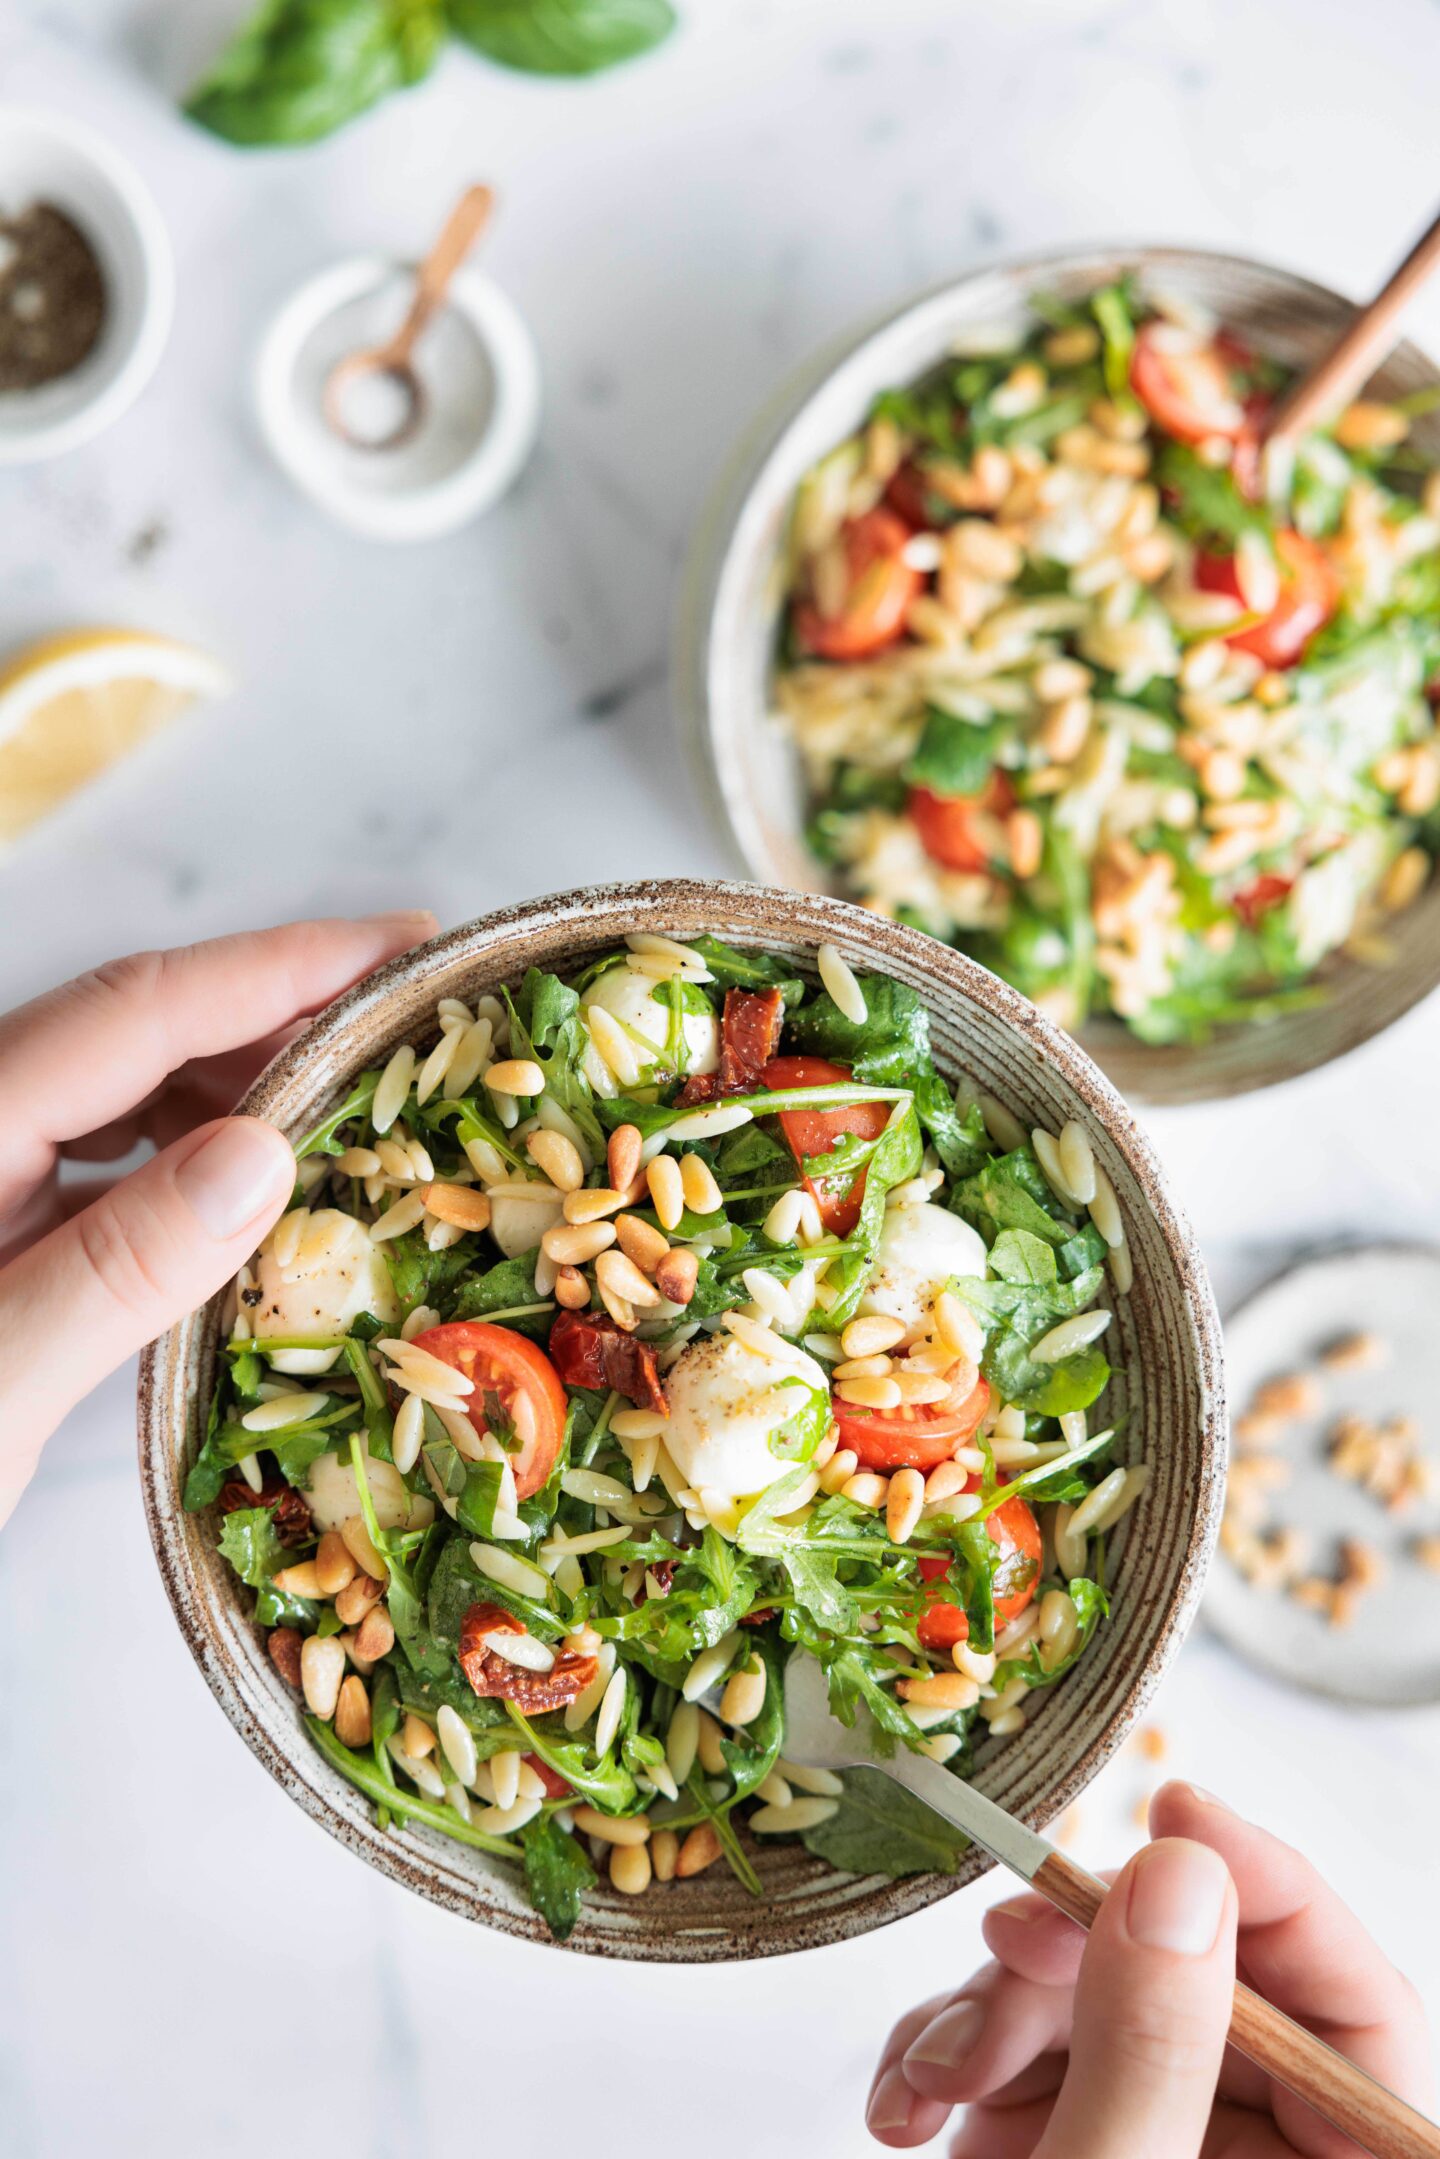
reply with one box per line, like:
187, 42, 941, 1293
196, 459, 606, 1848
333, 1675, 372, 1747
899, 1671, 980, 1711
353, 1605, 395, 1661
419, 1183, 493, 1232
841, 1314, 907, 1358
719, 1654, 768, 1727
542, 1219, 618, 1265
616, 1213, 671, 1273
1007, 808, 1043, 880
886, 1467, 925, 1543
525, 1127, 583, 1191
563, 1185, 626, 1224
818, 1448, 859, 1494
892, 1370, 950, 1405
300, 1634, 345, 1719
573, 1804, 651, 1847
596, 1248, 661, 1307
841, 1472, 889, 1509
274, 1560, 323, 1598
338, 1516, 388, 1583
836, 1376, 901, 1410
314, 1531, 357, 1597
610, 1841, 653, 1894
950, 517, 1022, 581
1334, 400, 1408, 452
695, 1709, 727, 1775
555, 1265, 590, 1309
485, 1058, 544, 1096
925, 1462, 970, 1503
401, 1713, 435, 1758
607, 1123, 642, 1192
834, 1354, 893, 1380
645, 1154, 683, 1230
651, 1828, 679, 1882
675, 1822, 723, 1877
679, 1153, 723, 1215
933, 1290, 984, 1362
654, 1248, 699, 1306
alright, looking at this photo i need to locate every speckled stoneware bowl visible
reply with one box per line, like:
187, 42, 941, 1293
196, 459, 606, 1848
677, 245, 1440, 1105
139, 880, 1225, 1960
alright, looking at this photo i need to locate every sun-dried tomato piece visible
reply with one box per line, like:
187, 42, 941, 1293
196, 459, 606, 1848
217, 1475, 313, 1547
267, 1627, 304, 1689
677, 988, 786, 1105
548, 1308, 667, 1414
739, 1606, 777, 1627
457, 1601, 598, 1713
525, 1753, 573, 1799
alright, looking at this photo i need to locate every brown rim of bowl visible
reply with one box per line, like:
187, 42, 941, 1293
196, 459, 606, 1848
675, 241, 1440, 1107
139, 879, 1226, 1960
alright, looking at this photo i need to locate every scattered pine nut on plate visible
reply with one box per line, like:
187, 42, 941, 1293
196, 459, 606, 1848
187, 926, 1133, 1940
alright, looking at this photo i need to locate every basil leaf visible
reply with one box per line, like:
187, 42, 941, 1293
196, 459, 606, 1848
187, 0, 445, 146
447, 0, 675, 75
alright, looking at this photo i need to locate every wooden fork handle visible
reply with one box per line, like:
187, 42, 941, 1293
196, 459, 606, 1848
1033, 1853, 1440, 2159
1262, 204, 1440, 452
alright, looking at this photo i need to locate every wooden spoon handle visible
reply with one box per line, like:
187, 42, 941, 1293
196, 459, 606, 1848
1033, 1853, 1440, 2159
1262, 205, 1440, 452
391, 184, 495, 362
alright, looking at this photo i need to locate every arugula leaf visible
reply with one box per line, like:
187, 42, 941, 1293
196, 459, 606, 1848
956, 1519, 996, 1652
718, 1637, 785, 1805
448, 1250, 551, 1330
342, 1337, 395, 1464
816, 1105, 924, 1328
1091, 282, 1137, 404
447, 0, 675, 75
506, 968, 607, 1157
184, 1387, 234, 1510
800, 1766, 970, 1878
218, 1506, 319, 1628
380, 1227, 476, 1317
187, 0, 444, 145
521, 1813, 596, 1941
952, 1146, 1075, 1249
784, 975, 981, 1176
505, 1704, 639, 1812
905, 706, 1006, 798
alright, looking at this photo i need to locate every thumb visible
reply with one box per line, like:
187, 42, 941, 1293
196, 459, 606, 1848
1034, 1839, 1237, 2159
0, 1117, 294, 1516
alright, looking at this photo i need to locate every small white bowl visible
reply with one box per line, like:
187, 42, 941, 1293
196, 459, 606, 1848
0, 107, 174, 464
254, 254, 542, 542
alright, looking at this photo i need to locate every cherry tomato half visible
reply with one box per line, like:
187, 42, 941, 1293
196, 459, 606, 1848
914, 1494, 1043, 1647
409, 1321, 568, 1500
835, 1372, 991, 1475
1130, 322, 1250, 445
1194, 528, 1338, 670
1233, 872, 1293, 930
907, 770, 1017, 874
794, 508, 923, 661
763, 1053, 891, 1237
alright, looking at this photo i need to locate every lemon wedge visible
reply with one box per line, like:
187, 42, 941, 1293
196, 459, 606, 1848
0, 628, 232, 847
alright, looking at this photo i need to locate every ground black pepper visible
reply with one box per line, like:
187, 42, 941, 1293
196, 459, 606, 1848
0, 202, 107, 393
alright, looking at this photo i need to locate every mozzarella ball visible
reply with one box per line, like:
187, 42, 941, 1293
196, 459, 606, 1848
581, 966, 719, 1076
858, 1200, 989, 1339
488, 1186, 565, 1259
662, 1332, 831, 1501
250, 1210, 399, 1374
306, 1442, 435, 1534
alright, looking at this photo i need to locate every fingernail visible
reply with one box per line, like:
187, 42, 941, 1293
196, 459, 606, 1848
1175, 1781, 1227, 1809
866, 2066, 915, 2134
362, 909, 435, 930
988, 1893, 1042, 1925
176, 1121, 290, 1239
1126, 1840, 1230, 1956
904, 1996, 985, 2070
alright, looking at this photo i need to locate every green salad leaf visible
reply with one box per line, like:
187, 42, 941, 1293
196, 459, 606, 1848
521, 1814, 596, 1941
800, 1766, 970, 1878
187, 0, 444, 145
447, 0, 675, 75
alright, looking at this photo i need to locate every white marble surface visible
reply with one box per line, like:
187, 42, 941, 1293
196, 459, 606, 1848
4, 2, 1440, 2152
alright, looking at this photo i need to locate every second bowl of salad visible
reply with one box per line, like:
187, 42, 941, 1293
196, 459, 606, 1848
681, 247, 1440, 1103
140, 881, 1222, 1959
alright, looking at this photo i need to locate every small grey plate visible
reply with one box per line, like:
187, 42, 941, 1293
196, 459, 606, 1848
1206, 1242, 1440, 1707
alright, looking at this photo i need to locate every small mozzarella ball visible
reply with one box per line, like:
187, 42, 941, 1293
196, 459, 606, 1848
250, 1210, 400, 1374
305, 1443, 435, 1534
488, 1188, 565, 1259
858, 1201, 989, 1339
581, 967, 719, 1076
662, 1332, 830, 1501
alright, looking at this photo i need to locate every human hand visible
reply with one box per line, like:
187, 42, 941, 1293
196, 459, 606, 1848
867, 1781, 1434, 2157
0, 912, 436, 1527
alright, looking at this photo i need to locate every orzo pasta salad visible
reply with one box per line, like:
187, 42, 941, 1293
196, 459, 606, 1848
777, 279, 1440, 1042
188, 933, 1140, 1938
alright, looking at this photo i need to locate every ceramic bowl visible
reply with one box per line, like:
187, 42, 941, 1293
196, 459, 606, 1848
677, 245, 1440, 1106
138, 880, 1225, 1960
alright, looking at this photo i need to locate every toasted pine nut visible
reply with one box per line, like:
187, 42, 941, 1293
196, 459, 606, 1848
563, 1185, 626, 1224
555, 1265, 590, 1309
1334, 400, 1408, 451
1007, 808, 1043, 880
655, 1247, 700, 1306
650, 1828, 679, 1883
419, 1183, 493, 1232
401, 1713, 435, 1757
314, 1531, 357, 1597
647, 1155, 684, 1230
333, 1570, 384, 1626
300, 1634, 345, 1719
333, 1674, 372, 1747
719, 1654, 767, 1727
338, 1515, 388, 1584
924, 1462, 970, 1503
836, 1376, 902, 1410
596, 1248, 662, 1307
679, 1153, 723, 1215
353, 1604, 395, 1661
616, 1213, 671, 1273
675, 1822, 723, 1877
542, 1219, 618, 1265
834, 1354, 893, 1381
274, 1560, 323, 1599
486, 1058, 544, 1096
886, 1467, 925, 1543
818, 1447, 860, 1494
610, 1841, 652, 1894
526, 1128, 584, 1191
572, 1804, 651, 1847
898, 1671, 980, 1711
695, 1708, 728, 1775
841, 1471, 889, 1509
933, 1289, 983, 1361
607, 1123, 642, 1191
892, 1370, 951, 1405
841, 1314, 907, 1359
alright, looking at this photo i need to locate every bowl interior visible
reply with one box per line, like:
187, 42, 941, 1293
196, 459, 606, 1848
682, 246, 1440, 1105
139, 881, 1225, 1959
